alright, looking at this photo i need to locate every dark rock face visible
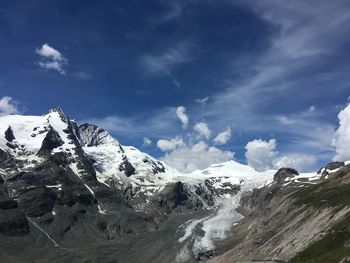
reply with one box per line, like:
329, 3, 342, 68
0, 185, 29, 236
153, 161, 165, 174
151, 181, 205, 214
318, 161, 345, 179
195, 184, 215, 207
79, 123, 110, 147
0, 185, 17, 210
160, 181, 188, 208
123, 186, 134, 200
142, 157, 165, 174
119, 158, 135, 177
5, 126, 15, 142
204, 177, 240, 199
0, 149, 16, 170
0, 155, 157, 252
0, 209, 29, 236
75, 192, 95, 206
274, 168, 299, 183
240, 186, 277, 216
5, 160, 99, 218
0, 110, 158, 250
37, 127, 64, 157
197, 250, 215, 261
325, 161, 345, 171
17, 188, 57, 217
240, 167, 300, 214
0, 194, 18, 210
240, 171, 290, 216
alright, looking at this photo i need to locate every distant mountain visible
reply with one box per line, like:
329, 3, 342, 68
0, 108, 349, 263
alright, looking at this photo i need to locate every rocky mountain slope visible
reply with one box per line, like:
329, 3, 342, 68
209, 164, 350, 263
0, 108, 349, 263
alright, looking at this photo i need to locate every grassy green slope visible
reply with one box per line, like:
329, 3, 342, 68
291, 166, 350, 263
291, 214, 350, 263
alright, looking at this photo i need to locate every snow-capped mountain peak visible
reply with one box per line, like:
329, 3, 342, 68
0, 109, 278, 205
0, 110, 76, 157
47, 106, 69, 123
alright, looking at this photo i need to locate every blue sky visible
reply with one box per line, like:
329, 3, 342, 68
1, 0, 350, 172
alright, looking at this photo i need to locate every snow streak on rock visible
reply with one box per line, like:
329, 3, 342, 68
27, 217, 59, 247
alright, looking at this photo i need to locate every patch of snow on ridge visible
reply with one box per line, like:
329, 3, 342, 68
186, 160, 275, 188
284, 172, 321, 183
81, 128, 184, 195
0, 111, 77, 156
0, 114, 49, 153
47, 111, 76, 152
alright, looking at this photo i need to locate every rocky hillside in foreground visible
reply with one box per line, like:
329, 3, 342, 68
0, 107, 349, 263
209, 163, 350, 263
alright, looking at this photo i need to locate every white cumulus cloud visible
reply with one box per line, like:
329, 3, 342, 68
194, 122, 211, 139
213, 127, 231, 145
0, 96, 20, 116
176, 106, 188, 127
245, 138, 317, 172
333, 102, 350, 161
274, 154, 317, 171
157, 136, 184, 151
36, 43, 68, 75
161, 141, 234, 173
245, 139, 277, 172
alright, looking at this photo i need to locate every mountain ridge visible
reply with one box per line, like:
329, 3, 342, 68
0, 108, 349, 263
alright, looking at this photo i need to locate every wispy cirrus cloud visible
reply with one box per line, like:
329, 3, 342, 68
196, 96, 209, 107
140, 41, 194, 87
72, 71, 92, 80
187, 0, 350, 164
150, 0, 192, 26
